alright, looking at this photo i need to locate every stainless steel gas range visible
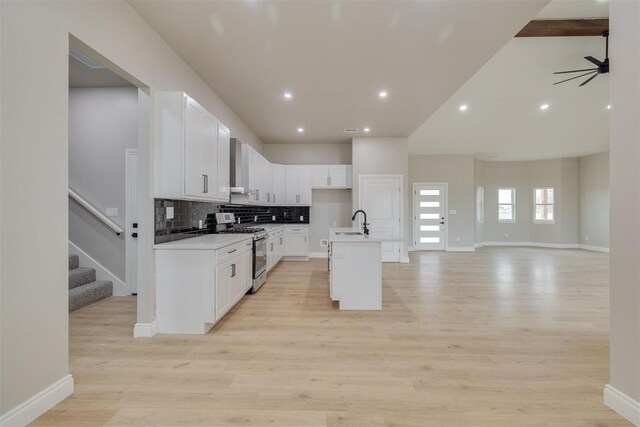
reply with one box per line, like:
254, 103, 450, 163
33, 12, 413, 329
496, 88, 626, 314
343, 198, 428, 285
215, 213, 268, 292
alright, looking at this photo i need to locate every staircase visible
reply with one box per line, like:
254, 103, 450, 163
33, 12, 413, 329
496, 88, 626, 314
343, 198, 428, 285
68, 254, 113, 311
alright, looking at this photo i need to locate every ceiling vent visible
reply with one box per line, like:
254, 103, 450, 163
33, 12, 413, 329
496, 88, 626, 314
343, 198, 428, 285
343, 128, 359, 134
69, 46, 106, 69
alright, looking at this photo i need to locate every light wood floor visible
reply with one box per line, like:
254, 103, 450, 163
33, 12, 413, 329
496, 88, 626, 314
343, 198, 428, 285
35, 248, 628, 426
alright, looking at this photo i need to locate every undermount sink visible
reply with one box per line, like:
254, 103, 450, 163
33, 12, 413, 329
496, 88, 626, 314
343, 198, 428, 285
335, 231, 364, 236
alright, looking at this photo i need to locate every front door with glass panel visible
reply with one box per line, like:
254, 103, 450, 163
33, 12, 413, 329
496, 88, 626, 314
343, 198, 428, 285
413, 184, 446, 251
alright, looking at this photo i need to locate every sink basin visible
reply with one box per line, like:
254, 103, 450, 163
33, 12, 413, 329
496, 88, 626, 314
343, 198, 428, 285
335, 231, 364, 236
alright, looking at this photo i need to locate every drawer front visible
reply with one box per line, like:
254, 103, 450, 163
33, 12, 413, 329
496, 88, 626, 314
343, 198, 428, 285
216, 239, 250, 266
242, 239, 253, 253
285, 226, 308, 234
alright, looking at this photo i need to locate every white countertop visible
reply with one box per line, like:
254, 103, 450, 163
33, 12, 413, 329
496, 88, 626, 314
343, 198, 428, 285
153, 234, 252, 250
329, 228, 403, 243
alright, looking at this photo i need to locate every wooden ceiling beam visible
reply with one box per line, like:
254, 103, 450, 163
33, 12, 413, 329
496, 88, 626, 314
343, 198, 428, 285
515, 19, 609, 37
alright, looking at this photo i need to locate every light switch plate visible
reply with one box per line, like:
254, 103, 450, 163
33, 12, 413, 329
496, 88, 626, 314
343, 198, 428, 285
320, 239, 328, 247
106, 208, 118, 217
166, 207, 174, 220
449, 209, 457, 215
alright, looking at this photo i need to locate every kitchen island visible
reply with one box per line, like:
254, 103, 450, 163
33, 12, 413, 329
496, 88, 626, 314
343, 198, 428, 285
329, 227, 400, 310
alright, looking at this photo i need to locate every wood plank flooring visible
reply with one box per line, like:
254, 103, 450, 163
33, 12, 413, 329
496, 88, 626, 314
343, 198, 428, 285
34, 248, 628, 426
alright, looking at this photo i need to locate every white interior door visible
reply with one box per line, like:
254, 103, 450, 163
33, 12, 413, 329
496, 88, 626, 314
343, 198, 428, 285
359, 175, 401, 262
125, 149, 139, 294
413, 183, 446, 251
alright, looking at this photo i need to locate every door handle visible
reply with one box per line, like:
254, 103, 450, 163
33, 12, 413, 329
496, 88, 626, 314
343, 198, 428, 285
131, 232, 138, 238
440, 221, 445, 225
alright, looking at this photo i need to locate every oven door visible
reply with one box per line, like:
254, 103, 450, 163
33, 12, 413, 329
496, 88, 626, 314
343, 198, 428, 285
253, 237, 267, 279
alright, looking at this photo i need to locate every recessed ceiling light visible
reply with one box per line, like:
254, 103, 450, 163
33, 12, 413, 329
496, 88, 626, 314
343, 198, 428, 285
283, 91, 293, 100
297, 127, 304, 133
363, 127, 371, 133
540, 103, 550, 110
607, 104, 611, 110
378, 90, 388, 99
459, 104, 468, 112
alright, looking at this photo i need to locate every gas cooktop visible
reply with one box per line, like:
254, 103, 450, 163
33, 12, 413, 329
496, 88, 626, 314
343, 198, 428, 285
218, 227, 265, 234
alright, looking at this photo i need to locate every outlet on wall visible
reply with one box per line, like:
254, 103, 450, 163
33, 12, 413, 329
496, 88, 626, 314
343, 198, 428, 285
320, 239, 328, 247
254, 216, 258, 222
300, 216, 304, 221
166, 206, 174, 220
198, 220, 203, 229
272, 216, 276, 221
585, 235, 590, 241
106, 208, 118, 217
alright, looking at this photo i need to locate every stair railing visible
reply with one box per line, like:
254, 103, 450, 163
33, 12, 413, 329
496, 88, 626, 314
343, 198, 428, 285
68, 188, 124, 236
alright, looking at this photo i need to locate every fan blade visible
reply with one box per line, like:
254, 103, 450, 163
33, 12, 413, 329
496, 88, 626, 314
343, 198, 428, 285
579, 72, 599, 87
585, 56, 604, 67
553, 68, 598, 75
554, 70, 597, 85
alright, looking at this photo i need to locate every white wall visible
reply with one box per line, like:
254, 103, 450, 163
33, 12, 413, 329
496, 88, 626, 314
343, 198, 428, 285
352, 137, 410, 259
409, 155, 475, 249
0, 0, 265, 419
607, 1, 640, 420
263, 143, 353, 254
69, 87, 138, 281
579, 152, 609, 249
474, 158, 580, 246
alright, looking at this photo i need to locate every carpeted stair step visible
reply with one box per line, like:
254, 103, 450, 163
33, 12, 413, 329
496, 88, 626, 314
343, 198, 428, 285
69, 267, 96, 289
69, 280, 113, 312
69, 254, 79, 270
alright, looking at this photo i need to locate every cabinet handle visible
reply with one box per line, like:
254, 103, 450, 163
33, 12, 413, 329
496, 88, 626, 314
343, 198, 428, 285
329, 176, 332, 186
202, 174, 208, 193
327, 176, 330, 186
273, 194, 276, 204
267, 193, 270, 203
228, 249, 237, 254
296, 194, 300, 203
256, 189, 259, 201
230, 264, 236, 278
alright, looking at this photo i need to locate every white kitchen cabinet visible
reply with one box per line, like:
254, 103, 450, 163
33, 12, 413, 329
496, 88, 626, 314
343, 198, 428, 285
284, 225, 309, 259
155, 238, 252, 334
216, 126, 230, 201
155, 91, 230, 202
272, 164, 286, 206
285, 166, 312, 206
263, 159, 273, 204
311, 165, 352, 189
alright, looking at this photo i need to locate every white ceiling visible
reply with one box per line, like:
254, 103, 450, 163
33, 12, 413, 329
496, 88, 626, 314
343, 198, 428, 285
409, 0, 609, 160
69, 56, 134, 88
129, 0, 548, 144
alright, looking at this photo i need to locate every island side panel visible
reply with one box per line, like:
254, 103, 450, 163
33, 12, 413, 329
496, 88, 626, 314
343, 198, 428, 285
331, 241, 382, 310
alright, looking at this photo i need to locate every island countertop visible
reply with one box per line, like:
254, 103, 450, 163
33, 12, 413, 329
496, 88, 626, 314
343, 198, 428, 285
329, 227, 403, 243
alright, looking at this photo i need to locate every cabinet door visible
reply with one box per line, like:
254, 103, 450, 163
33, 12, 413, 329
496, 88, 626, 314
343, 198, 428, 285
266, 238, 276, 270
263, 160, 273, 204
229, 256, 244, 303
216, 126, 230, 201
215, 262, 231, 320
247, 147, 261, 203
298, 167, 312, 205
329, 165, 348, 188
285, 233, 308, 256
184, 99, 204, 197
285, 166, 299, 205
272, 164, 286, 205
312, 166, 329, 188
243, 248, 253, 292
201, 112, 218, 200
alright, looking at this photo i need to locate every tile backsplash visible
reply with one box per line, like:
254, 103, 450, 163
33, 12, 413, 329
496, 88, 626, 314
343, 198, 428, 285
155, 199, 310, 244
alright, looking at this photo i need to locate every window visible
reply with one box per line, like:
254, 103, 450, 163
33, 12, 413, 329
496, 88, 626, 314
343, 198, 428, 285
534, 188, 554, 223
498, 188, 515, 222
476, 186, 484, 223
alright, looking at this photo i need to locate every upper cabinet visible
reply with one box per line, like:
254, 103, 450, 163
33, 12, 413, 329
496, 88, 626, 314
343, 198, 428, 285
155, 92, 230, 203
285, 166, 312, 205
311, 165, 352, 189
272, 164, 286, 206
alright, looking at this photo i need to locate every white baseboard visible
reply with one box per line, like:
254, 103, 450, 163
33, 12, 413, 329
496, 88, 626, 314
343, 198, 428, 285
69, 241, 128, 296
309, 252, 328, 258
475, 241, 579, 249
0, 374, 73, 427
578, 244, 610, 253
446, 246, 475, 252
604, 384, 640, 425
282, 256, 310, 261
133, 320, 158, 338
408, 246, 415, 252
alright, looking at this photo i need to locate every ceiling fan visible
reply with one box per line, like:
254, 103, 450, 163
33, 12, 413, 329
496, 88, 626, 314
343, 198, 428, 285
553, 30, 609, 87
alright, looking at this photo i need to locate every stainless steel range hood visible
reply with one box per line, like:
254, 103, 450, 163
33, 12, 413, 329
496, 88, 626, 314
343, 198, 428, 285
230, 138, 253, 195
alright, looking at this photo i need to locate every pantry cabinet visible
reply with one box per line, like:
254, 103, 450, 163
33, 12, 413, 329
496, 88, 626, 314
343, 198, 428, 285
155, 91, 230, 202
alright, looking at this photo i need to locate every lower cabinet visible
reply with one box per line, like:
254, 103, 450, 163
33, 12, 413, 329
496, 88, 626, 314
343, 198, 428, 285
266, 228, 285, 273
156, 238, 253, 334
284, 225, 309, 259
